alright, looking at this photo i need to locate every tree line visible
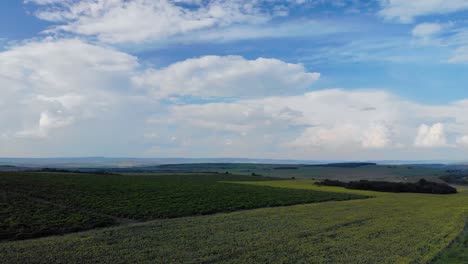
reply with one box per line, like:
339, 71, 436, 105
316, 179, 457, 194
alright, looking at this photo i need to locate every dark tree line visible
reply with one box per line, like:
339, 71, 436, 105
30, 168, 116, 175
316, 179, 457, 194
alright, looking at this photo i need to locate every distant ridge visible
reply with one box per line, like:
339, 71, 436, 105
0, 157, 463, 169
305, 162, 377, 168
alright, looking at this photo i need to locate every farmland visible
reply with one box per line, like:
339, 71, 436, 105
0, 190, 115, 241
433, 224, 468, 263
1, 167, 468, 263
1, 178, 468, 263
123, 163, 445, 182
0, 172, 365, 241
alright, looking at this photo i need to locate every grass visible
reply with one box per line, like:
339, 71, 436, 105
433, 221, 468, 263
1, 180, 468, 263
0, 172, 365, 241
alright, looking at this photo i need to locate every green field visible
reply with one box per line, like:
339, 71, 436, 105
1, 179, 468, 263
139, 163, 444, 182
433, 223, 468, 263
0, 172, 365, 241
0, 191, 114, 241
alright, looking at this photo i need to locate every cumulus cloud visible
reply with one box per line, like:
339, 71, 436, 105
153, 89, 468, 159
165, 89, 396, 129
28, 0, 298, 44
286, 123, 388, 151
457, 135, 468, 146
0, 38, 138, 93
0, 38, 321, 145
16, 111, 74, 138
0, 38, 139, 138
362, 123, 392, 149
157, 90, 402, 154
414, 123, 448, 148
133, 55, 320, 99
3, 37, 468, 158
288, 124, 362, 149
379, 0, 468, 23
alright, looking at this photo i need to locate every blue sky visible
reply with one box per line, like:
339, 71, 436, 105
2, 0, 468, 160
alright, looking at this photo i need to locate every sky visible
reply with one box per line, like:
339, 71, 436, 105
1, 0, 468, 160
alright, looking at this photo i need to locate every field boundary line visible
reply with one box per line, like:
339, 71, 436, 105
429, 216, 468, 263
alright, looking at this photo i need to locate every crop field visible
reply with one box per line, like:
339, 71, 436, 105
135, 163, 445, 182
433, 223, 468, 263
0, 190, 115, 241
224, 165, 444, 182
1, 180, 468, 263
0, 172, 365, 241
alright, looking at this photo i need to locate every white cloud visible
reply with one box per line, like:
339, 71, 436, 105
39, 111, 73, 129
414, 123, 447, 148
407, 22, 468, 63
0, 38, 137, 92
36, 94, 85, 110
379, 0, 468, 23
288, 124, 362, 149
457, 135, 468, 146
0, 38, 139, 138
282, 119, 389, 150
0, 37, 321, 145
170, 19, 354, 44
17, 111, 74, 138
25, 0, 355, 47
449, 46, 468, 63
155, 89, 468, 159
3, 37, 468, 158
158, 89, 403, 154
25, 0, 63, 4
133, 55, 320, 99
29, 0, 293, 44
362, 123, 392, 148
412, 23, 443, 38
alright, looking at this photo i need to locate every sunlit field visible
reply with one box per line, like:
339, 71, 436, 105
0, 172, 365, 241
1, 179, 467, 263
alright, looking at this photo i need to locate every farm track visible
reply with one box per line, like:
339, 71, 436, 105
431, 218, 468, 263
2, 190, 139, 225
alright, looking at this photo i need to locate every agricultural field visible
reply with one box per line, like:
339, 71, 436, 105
433, 224, 468, 263
0, 172, 365, 241
0, 191, 115, 241
127, 163, 445, 182
1, 180, 468, 263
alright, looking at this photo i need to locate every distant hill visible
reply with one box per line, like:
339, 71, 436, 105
0, 157, 463, 171
305, 162, 377, 168
0, 165, 16, 170
0, 157, 325, 168
0, 165, 27, 171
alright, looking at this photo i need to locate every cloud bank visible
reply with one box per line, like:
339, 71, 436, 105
133, 56, 319, 99
2, 0, 468, 160
28, 0, 303, 44
379, 0, 468, 23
